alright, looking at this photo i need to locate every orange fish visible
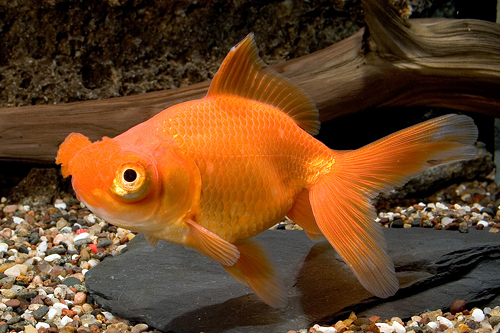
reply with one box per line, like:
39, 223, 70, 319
56, 34, 478, 308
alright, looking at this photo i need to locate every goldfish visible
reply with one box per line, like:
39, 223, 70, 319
56, 33, 478, 308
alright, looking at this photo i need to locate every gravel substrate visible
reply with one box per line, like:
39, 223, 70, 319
1, 179, 499, 333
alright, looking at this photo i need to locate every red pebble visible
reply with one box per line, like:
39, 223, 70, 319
76, 229, 87, 234
89, 243, 98, 254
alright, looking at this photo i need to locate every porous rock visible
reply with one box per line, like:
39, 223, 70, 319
86, 228, 500, 332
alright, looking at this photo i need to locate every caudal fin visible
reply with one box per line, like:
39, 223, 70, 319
309, 114, 478, 298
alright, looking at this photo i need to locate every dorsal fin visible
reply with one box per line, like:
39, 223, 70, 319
207, 33, 320, 135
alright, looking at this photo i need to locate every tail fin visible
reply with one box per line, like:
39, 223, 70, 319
309, 114, 478, 298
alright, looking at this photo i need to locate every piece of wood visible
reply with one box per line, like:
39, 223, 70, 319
1, 0, 499, 163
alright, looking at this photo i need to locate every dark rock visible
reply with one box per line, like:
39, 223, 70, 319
17, 246, 29, 254
17, 291, 38, 299
481, 207, 495, 216
8, 168, 63, 205
33, 305, 49, 321
411, 219, 422, 228
48, 247, 67, 255
97, 239, 112, 248
6, 315, 20, 324
390, 219, 404, 228
74, 238, 92, 247
86, 229, 500, 333
29, 232, 40, 245
62, 277, 82, 287
0, 323, 7, 333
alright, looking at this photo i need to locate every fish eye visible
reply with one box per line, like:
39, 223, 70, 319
110, 163, 153, 202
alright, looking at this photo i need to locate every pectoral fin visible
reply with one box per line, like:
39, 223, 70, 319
185, 219, 240, 266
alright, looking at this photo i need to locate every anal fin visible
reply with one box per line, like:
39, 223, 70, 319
185, 220, 240, 266
287, 188, 325, 241
222, 239, 287, 308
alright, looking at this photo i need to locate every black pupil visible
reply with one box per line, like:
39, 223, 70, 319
123, 169, 137, 182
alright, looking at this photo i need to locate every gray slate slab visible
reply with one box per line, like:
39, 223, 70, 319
85, 228, 500, 333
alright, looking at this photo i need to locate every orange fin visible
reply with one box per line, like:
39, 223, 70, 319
334, 114, 478, 196
56, 133, 92, 177
146, 235, 159, 246
222, 239, 287, 308
207, 33, 320, 135
309, 114, 478, 298
185, 220, 240, 266
287, 188, 325, 241
221, 264, 249, 287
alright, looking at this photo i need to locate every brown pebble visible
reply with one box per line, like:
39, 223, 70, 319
367, 323, 380, 333
74, 292, 87, 305
105, 329, 119, 333
77, 328, 90, 333
490, 227, 500, 233
3, 204, 18, 213
420, 316, 430, 325
450, 299, 467, 314
89, 325, 101, 333
438, 324, 449, 331
59, 326, 77, 333
4, 299, 21, 308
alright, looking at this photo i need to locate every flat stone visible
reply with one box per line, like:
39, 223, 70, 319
86, 229, 500, 332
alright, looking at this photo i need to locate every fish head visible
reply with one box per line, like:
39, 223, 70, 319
56, 132, 194, 234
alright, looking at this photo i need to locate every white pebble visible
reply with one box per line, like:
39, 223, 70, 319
44, 254, 61, 262
376, 323, 394, 333
478, 221, 489, 228
87, 259, 100, 268
52, 302, 69, 315
60, 227, 73, 233
427, 322, 438, 330
484, 307, 492, 315
0, 243, 8, 252
74, 233, 90, 242
441, 217, 454, 226
12, 216, 24, 224
37, 241, 48, 254
54, 202, 67, 210
437, 316, 454, 328
392, 321, 405, 333
60, 315, 73, 326
436, 202, 448, 210
472, 308, 485, 322
23, 205, 30, 211
86, 214, 96, 223
102, 311, 115, 321
36, 322, 50, 329
311, 325, 337, 333
46, 308, 58, 320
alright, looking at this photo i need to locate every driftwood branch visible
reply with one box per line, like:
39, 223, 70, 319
1, 0, 499, 163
